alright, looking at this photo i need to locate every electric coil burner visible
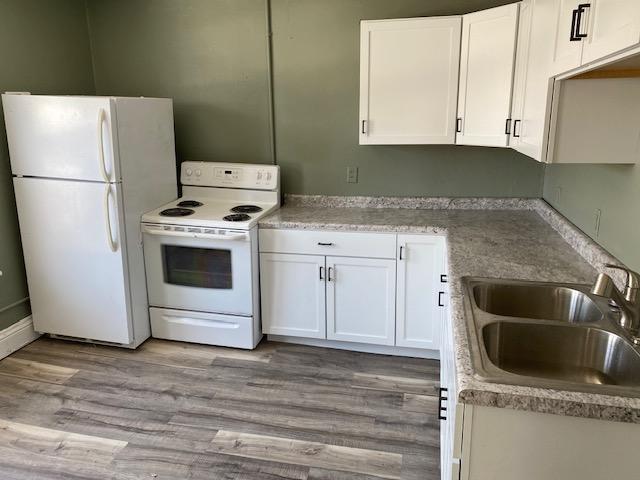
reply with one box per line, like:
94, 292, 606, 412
159, 208, 195, 217
231, 205, 263, 214
223, 213, 252, 222
177, 200, 204, 208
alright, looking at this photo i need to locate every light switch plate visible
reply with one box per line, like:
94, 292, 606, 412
347, 166, 358, 183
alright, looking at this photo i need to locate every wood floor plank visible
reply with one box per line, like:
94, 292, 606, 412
0, 357, 78, 384
0, 419, 127, 466
403, 393, 439, 415
210, 430, 402, 480
352, 372, 439, 396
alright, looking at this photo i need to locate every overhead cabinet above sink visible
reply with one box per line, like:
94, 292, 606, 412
359, 0, 640, 164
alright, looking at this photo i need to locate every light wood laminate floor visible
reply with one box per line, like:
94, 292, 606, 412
0, 337, 440, 479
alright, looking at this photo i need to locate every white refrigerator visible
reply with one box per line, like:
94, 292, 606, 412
2, 94, 177, 347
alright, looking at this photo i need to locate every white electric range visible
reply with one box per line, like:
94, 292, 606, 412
141, 161, 280, 349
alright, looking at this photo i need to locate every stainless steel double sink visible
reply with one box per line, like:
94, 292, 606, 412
463, 277, 640, 397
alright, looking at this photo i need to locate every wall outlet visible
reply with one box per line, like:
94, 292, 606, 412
346, 166, 358, 183
555, 186, 562, 205
594, 209, 602, 238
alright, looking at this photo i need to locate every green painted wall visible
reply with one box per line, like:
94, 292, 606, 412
86, 0, 544, 196
544, 164, 640, 271
0, 0, 95, 329
86, 0, 273, 164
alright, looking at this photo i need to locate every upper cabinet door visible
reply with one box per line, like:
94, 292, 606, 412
359, 17, 461, 145
510, 0, 558, 162
550, 0, 585, 74
1, 95, 120, 182
456, 4, 519, 147
582, 0, 640, 64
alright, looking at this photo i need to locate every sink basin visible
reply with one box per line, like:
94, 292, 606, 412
482, 322, 640, 386
463, 277, 640, 396
473, 283, 602, 323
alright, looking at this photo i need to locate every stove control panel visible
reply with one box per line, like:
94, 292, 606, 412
181, 162, 279, 190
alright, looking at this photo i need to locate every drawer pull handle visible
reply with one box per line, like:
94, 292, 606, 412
438, 387, 448, 420
317, 242, 334, 246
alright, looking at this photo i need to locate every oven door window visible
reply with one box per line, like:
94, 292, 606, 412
162, 245, 232, 289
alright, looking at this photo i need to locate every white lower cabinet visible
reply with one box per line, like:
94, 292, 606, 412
396, 234, 446, 349
260, 253, 326, 339
259, 229, 447, 352
326, 256, 396, 346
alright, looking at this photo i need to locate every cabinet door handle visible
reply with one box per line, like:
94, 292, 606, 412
399, 246, 404, 260
438, 387, 448, 420
319, 266, 324, 281
440, 274, 448, 283
327, 267, 334, 282
504, 118, 512, 135
456, 118, 462, 133
438, 291, 445, 307
570, 4, 590, 41
512, 119, 521, 138
361, 120, 367, 134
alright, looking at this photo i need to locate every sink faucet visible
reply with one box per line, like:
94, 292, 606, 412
591, 264, 640, 343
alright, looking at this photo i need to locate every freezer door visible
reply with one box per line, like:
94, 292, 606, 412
2, 95, 119, 182
13, 177, 132, 344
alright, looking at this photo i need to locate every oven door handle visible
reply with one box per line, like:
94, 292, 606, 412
142, 225, 248, 241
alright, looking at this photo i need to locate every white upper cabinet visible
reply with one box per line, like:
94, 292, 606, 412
510, 0, 557, 161
359, 17, 461, 145
582, 0, 640, 64
455, 4, 519, 148
551, 0, 640, 74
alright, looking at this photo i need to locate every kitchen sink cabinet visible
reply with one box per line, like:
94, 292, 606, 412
259, 229, 447, 354
455, 3, 519, 147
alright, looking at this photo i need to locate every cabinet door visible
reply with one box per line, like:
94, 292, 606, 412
260, 253, 326, 339
456, 4, 519, 147
396, 235, 446, 350
359, 17, 461, 145
326, 257, 396, 346
550, 0, 584, 74
510, 0, 557, 161
582, 0, 640, 64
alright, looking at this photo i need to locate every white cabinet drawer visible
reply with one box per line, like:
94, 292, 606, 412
259, 229, 397, 259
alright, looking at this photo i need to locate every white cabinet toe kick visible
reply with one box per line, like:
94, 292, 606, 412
258, 229, 449, 357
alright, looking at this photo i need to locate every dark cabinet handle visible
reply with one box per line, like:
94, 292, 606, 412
512, 119, 521, 138
456, 118, 462, 133
361, 120, 366, 134
438, 387, 448, 420
505, 118, 512, 135
327, 267, 333, 282
570, 4, 590, 41
438, 291, 445, 307
319, 266, 324, 280
440, 274, 448, 283
399, 246, 404, 260
317, 242, 334, 246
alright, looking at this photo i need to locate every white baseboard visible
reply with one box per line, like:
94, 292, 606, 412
0, 316, 41, 360
267, 335, 440, 360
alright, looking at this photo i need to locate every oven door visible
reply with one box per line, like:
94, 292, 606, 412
142, 224, 254, 316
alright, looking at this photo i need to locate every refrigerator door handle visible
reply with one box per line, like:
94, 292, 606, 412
104, 184, 118, 252
97, 108, 110, 182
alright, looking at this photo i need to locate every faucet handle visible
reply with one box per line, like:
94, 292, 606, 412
604, 264, 639, 301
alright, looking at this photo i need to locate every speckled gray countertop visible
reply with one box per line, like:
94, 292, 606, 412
259, 195, 640, 423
